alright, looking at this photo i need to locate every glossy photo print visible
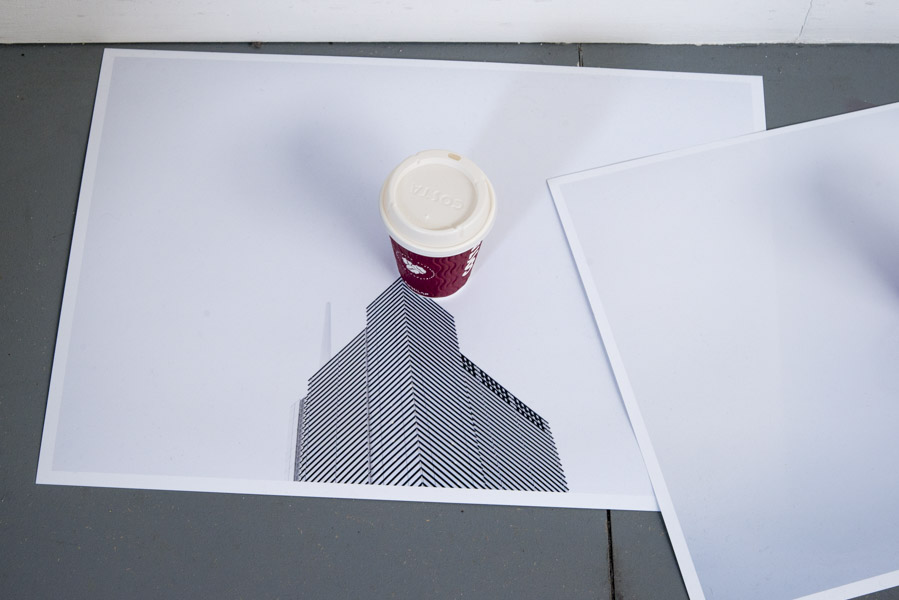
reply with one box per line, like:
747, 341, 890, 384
37, 49, 765, 510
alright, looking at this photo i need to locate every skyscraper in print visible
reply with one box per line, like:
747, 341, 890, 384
295, 278, 567, 492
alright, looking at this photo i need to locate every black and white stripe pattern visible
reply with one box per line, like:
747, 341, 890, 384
366, 281, 487, 488
298, 331, 369, 483
462, 356, 567, 492
294, 279, 567, 492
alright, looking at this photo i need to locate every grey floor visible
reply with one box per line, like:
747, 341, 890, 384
2, 43, 898, 600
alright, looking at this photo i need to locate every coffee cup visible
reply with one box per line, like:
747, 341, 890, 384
380, 150, 496, 298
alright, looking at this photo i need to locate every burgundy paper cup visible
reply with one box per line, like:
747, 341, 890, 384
380, 150, 496, 298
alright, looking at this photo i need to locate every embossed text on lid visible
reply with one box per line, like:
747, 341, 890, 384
380, 150, 496, 258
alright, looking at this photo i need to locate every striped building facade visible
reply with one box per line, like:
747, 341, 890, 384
295, 279, 567, 492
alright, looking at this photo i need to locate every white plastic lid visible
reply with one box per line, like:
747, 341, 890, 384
380, 150, 496, 258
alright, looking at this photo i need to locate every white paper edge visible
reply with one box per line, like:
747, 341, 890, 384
36, 48, 118, 486
793, 571, 899, 600
550, 176, 705, 595
98, 46, 767, 86
551, 102, 899, 188
35, 469, 656, 510
549, 100, 899, 599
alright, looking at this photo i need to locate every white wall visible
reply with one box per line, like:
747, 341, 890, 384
2, 0, 898, 44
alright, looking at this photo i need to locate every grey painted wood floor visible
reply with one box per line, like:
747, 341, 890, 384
2, 42, 898, 599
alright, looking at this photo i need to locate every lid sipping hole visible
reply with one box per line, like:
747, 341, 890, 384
448, 153, 462, 161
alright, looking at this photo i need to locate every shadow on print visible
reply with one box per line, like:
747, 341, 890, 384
294, 278, 567, 492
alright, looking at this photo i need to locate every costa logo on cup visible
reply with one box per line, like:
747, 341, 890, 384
388, 239, 479, 297
401, 257, 427, 275
462, 245, 480, 278
395, 251, 436, 281
381, 150, 496, 298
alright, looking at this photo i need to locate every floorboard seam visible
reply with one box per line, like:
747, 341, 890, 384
607, 510, 616, 600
